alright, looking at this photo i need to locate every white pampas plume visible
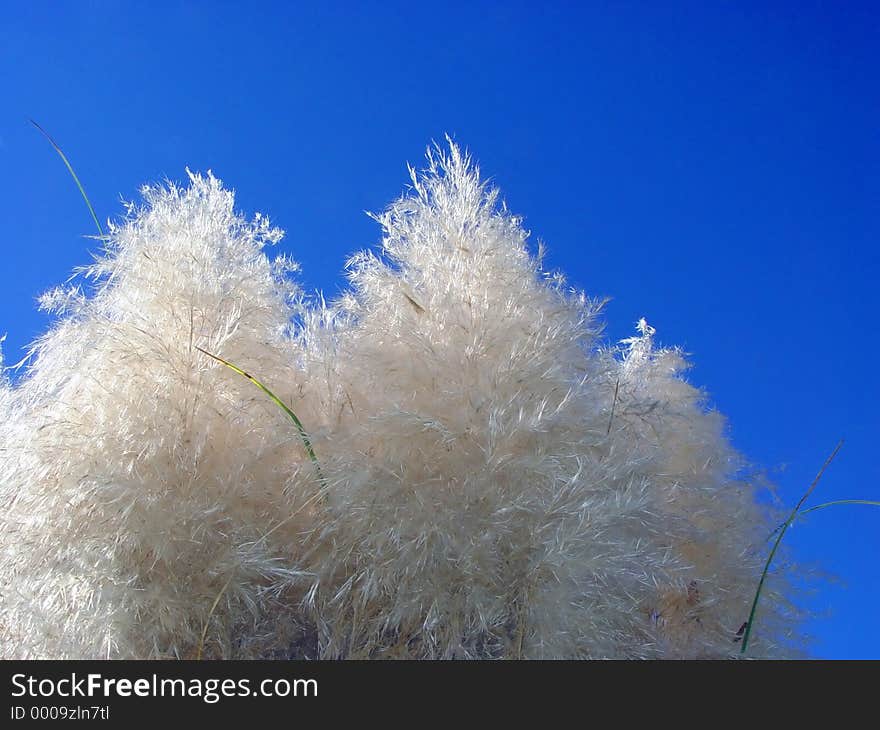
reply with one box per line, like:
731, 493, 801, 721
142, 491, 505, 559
0, 171, 319, 658
1, 141, 801, 659
299, 141, 797, 658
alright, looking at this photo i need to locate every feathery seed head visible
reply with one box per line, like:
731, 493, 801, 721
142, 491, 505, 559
0, 143, 802, 659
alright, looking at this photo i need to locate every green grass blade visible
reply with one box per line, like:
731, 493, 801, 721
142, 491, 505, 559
195, 346, 326, 486
798, 499, 880, 516
30, 119, 105, 241
740, 439, 844, 655
767, 499, 880, 541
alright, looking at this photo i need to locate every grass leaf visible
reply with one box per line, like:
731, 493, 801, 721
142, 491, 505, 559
798, 499, 880, 516
30, 120, 105, 241
194, 345, 326, 486
767, 499, 880, 542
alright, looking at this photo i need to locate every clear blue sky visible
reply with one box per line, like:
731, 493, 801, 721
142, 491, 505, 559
1, 1, 877, 658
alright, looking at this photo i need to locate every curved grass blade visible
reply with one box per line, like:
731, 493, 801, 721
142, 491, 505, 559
740, 439, 844, 655
194, 345, 326, 486
767, 499, 880, 542
798, 499, 880, 516
30, 120, 105, 241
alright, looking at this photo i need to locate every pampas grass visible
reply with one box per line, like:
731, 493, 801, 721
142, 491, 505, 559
1, 138, 819, 658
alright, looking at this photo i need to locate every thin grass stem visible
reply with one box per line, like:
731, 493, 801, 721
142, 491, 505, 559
607, 378, 620, 436
196, 572, 236, 660
740, 439, 844, 654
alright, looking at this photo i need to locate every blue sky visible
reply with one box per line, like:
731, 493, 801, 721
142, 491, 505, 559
1, 1, 877, 658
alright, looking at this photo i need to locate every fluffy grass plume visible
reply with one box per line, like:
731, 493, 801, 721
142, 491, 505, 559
0, 142, 802, 658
